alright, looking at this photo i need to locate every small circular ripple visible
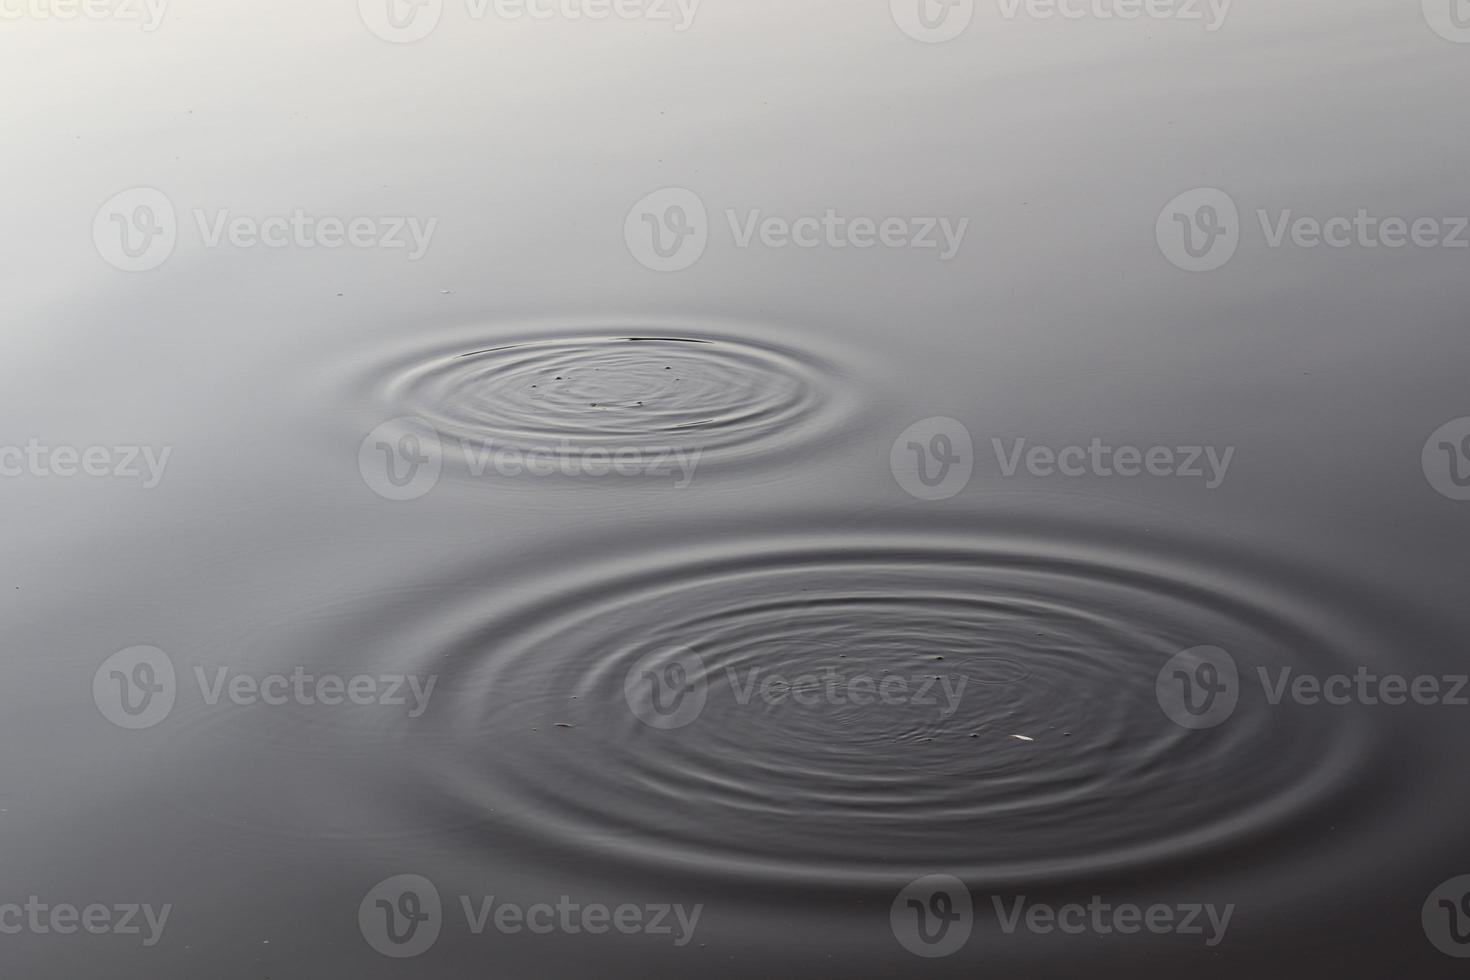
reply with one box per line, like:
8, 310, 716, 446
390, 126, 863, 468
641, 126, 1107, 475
403, 517, 1399, 890
356, 323, 861, 471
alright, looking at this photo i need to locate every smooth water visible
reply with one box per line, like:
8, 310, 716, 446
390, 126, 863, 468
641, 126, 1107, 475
4, 1, 1470, 976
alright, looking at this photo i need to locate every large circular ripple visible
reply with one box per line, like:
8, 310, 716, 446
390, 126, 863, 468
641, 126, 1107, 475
401, 517, 1402, 890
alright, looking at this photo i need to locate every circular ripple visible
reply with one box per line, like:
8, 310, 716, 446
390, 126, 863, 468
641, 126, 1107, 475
402, 516, 1402, 890
356, 322, 861, 471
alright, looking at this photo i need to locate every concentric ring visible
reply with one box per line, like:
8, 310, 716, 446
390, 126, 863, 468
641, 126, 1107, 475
389, 515, 1406, 890
343, 320, 866, 476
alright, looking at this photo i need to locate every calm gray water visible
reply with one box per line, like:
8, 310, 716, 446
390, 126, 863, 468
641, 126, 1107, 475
4, 1, 1470, 976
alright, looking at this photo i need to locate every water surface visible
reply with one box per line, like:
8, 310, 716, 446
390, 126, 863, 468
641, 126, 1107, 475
3, 2, 1469, 977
